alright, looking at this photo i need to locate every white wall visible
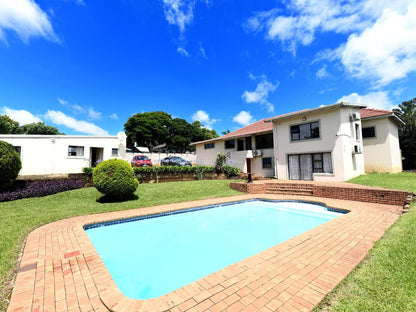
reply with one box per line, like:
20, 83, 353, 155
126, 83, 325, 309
0, 135, 126, 176
194, 134, 275, 177
273, 106, 365, 181
362, 117, 402, 173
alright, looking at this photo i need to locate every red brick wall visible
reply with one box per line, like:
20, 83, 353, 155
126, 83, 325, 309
231, 181, 413, 207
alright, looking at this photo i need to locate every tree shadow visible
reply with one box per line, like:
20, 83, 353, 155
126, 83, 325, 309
96, 193, 139, 203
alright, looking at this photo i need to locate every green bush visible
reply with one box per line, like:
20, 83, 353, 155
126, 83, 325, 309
0, 141, 22, 190
224, 165, 240, 177
93, 159, 138, 200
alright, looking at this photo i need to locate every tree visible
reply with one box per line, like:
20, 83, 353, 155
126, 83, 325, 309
124, 112, 219, 152
0, 115, 19, 134
222, 129, 231, 135
393, 98, 416, 169
17, 122, 61, 135
0, 141, 22, 190
124, 111, 172, 151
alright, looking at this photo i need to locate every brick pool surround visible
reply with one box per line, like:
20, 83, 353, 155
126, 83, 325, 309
8, 194, 404, 312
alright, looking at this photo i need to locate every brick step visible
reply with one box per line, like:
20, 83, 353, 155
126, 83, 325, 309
265, 183, 313, 196
266, 190, 313, 196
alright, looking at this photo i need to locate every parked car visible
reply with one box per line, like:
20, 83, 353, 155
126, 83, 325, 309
161, 156, 192, 167
131, 155, 152, 167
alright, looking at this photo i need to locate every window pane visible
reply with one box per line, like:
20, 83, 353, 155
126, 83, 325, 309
245, 137, 252, 150
255, 133, 273, 149
299, 124, 311, 140
311, 122, 320, 138
225, 140, 235, 149
323, 152, 333, 173
362, 126, 376, 138
237, 139, 244, 151
112, 148, 118, 156
262, 157, 272, 169
204, 143, 215, 149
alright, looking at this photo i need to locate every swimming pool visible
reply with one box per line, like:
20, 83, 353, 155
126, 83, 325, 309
85, 199, 346, 300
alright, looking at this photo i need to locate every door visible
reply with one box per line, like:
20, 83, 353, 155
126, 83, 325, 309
288, 154, 313, 181
90, 147, 104, 167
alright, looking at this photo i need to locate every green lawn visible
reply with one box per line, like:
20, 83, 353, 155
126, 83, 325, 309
0, 180, 242, 312
315, 172, 416, 312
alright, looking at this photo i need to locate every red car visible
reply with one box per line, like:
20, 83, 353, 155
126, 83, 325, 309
131, 155, 152, 167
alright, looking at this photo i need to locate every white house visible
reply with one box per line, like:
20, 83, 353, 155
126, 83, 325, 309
0, 132, 127, 176
192, 102, 403, 182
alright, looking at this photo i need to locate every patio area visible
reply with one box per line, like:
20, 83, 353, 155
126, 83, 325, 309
8, 193, 406, 312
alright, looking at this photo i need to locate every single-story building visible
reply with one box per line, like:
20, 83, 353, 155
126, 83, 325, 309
0, 132, 127, 176
192, 102, 403, 182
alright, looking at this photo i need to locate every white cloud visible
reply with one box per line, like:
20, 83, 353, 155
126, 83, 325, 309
57, 97, 68, 106
246, 1, 416, 86
191, 110, 218, 129
1, 106, 42, 124
337, 91, 394, 110
0, 0, 58, 44
341, 4, 416, 86
87, 107, 101, 120
44, 110, 109, 135
233, 111, 255, 126
316, 66, 330, 79
242, 75, 278, 113
199, 42, 207, 59
109, 113, 119, 120
177, 46, 190, 57
162, 0, 194, 34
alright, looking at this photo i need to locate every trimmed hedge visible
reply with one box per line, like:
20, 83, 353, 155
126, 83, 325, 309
133, 165, 240, 182
0, 179, 84, 202
93, 159, 138, 200
0, 141, 22, 190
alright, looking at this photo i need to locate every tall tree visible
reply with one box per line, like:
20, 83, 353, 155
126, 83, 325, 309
124, 111, 172, 151
0, 115, 19, 134
393, 98, 416, 169
124, 112, 219, 152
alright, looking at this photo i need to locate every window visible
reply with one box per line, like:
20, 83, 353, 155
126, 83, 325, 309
362, 126, 376, 139
14, 146, 21, 156
313, 153, 323, 173
291, 122, 320, 141
204, 142, 215, 149
225, 139, 235, 149
255, 133, 273, 149
245, 137, 252, 150
237, 139, 244, 151
112, 148, 119, 156
355, 123, 360, 140
68, 146, 84, 157
262, 157, 272, 169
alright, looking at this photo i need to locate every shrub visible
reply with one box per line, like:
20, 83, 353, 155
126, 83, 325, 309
82, 167, 93, 177
224, 165, 240, 177
215, 152, 227, 173
93, 159, 138, 200
0, 141, 22, 190
0, 179, 84, 202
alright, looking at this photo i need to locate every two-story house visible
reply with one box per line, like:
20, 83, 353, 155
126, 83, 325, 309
192, 102, 403, 181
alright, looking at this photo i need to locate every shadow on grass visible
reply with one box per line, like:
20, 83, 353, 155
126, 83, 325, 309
96, 194, 139, 203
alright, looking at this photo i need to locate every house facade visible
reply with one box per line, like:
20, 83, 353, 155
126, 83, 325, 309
192, 102, 403, 181
0, 132, 127, 176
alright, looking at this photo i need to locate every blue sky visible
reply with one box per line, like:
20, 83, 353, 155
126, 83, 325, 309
0, 0, 415, 136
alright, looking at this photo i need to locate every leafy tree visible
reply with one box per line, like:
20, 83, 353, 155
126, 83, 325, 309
124, 112, 219, 152
124, 111, 172, 151
393, 98, 416, 169
17, 122, 61, 135
0, 115, 19, 134
222, 129, 231, 135
0, 141, 22, 190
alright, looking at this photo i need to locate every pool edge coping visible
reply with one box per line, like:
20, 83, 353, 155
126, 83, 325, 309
8, 194, 404, 312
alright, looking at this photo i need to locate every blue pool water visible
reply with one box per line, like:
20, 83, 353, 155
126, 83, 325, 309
85, 200, 345, 299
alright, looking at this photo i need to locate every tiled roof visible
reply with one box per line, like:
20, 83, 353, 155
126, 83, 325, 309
221, 119, 273, 139
360, 108, 393, 119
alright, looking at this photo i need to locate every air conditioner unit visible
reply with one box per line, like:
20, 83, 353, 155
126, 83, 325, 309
353, 145, 362, 154
350, 112, 361, 121
252, 150, 263, 157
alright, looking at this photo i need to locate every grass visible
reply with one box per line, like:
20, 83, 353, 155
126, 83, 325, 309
0, 180, 242, 312
315, 172, 416, 312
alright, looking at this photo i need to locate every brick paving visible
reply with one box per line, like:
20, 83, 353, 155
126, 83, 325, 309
7, 194, 403, 312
